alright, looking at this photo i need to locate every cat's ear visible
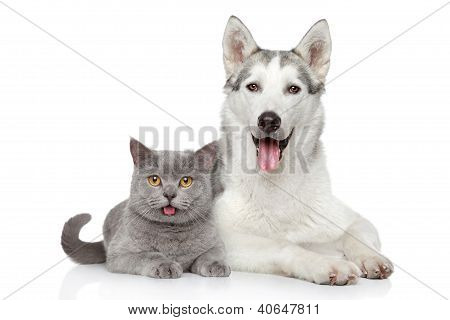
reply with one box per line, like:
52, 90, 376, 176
195, 141, 219, 172
293, 19, 331, 82
130, 137, 154, 167
222, 16, 259, 78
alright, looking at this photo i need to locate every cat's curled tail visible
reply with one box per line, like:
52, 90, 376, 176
61, 213, 106, 264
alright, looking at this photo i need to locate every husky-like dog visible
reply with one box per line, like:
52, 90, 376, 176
214, 16, 393, 285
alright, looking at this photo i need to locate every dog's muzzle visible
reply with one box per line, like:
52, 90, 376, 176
251, 129, 293, 172
257, 111, 281, 134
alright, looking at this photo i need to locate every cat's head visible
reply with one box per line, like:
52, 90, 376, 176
128, 138, 220, 224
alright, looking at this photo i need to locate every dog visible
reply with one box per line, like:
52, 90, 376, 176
213, 16, 393, 285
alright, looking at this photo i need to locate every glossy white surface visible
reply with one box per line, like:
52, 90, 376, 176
0, 0, 449, 301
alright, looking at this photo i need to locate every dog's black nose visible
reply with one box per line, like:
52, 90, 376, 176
258, 111, 281, 133
163, 185, 177, 201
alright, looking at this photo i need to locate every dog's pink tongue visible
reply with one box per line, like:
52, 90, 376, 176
258, 138, 280, 172
163, 206, 176, 216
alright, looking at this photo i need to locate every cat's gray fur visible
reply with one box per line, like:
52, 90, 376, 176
61, 138, 230, 278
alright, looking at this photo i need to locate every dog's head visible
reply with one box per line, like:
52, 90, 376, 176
222, 16, 331, 172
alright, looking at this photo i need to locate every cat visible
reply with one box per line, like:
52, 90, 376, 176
60, 138, 230, 279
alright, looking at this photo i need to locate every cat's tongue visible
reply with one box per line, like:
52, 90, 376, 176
258, 138, 280, 172
163, 205, 176, 216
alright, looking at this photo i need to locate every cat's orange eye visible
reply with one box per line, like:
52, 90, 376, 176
147, 175, 161, 187
179, 176, 193, 188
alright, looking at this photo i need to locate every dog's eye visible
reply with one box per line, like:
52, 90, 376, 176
288, 85, 301, 94
147, 175, 161, 187
246, 83, 259, 92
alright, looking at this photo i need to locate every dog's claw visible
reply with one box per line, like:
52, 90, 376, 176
329, 273, 337, 285
379, 264, 391, 279
359, 256, 394, 279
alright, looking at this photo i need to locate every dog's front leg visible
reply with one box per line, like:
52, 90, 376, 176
341, 217, 394, 279
222, 230, 361, 285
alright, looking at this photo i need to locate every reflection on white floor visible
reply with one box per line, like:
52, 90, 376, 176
59, 264, 392, 300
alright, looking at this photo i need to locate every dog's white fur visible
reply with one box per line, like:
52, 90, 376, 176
214, 17, 393, 285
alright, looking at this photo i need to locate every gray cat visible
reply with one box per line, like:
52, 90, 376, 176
61, 138, 230, 279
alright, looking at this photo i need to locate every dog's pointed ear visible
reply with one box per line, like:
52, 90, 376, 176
222, 16, 259, 78
293, 19, 331, 82
130, 137, 154, 167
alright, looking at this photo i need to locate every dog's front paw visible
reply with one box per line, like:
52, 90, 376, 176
146, 261, 183, 279
307, 258, 361, 285
356, 255, 394, 279
198, 260, 231, 277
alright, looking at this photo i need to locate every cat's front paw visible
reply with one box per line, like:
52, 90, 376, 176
198, 260, 231, 277
146, 261, 183, 279
356, 255, 394, 279
306, 258, 361, 285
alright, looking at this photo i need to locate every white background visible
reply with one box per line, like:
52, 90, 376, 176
0, 0, 449, 310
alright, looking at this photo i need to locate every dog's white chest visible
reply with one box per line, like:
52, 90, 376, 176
214, 168, 354, 244
216, 177, 319, 241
